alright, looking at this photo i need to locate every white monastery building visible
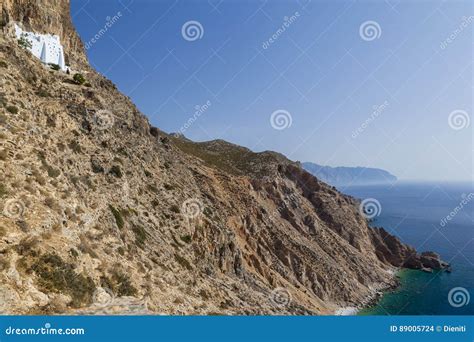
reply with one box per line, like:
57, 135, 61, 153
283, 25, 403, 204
14, 23, 67, 71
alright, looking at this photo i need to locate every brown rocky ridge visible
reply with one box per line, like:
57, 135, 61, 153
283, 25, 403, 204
0, 0, 447, 315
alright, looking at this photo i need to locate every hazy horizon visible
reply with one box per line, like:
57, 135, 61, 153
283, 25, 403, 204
71, 0, 473, 182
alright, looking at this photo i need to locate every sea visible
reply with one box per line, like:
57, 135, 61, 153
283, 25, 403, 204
339, 181, 473, 315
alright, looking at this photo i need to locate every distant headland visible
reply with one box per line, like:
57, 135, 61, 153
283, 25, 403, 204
302, 162, 397, 187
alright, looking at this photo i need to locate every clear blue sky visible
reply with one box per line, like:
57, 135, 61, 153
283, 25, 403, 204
70, 0, 472, 181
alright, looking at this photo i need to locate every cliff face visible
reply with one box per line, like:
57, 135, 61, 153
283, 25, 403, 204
0, 1, 445, 315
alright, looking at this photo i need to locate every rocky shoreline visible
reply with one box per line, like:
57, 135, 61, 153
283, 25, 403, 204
0, 0, 452, 315
336, 260, 451, 315
334, 268, 399, 315
349, 235, 451, 315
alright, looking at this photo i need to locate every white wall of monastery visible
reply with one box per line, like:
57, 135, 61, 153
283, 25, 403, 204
14, 23, 66, 71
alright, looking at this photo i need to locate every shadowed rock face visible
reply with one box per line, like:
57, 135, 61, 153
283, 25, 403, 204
0, 0, 446, 315
369, 228, 448, 272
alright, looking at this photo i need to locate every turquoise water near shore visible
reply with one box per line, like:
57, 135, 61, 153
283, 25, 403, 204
341, 181, 473, 315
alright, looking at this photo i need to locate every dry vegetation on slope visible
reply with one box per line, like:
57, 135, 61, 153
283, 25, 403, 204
0, 0, 446, 315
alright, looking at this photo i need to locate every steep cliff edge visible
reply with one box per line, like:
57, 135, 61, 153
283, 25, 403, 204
0, 0, 446, 315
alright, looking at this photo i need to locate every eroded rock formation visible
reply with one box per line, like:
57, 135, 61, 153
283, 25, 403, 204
0, 0, 446, 315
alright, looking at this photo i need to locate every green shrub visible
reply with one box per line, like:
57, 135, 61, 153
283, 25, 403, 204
46, 165, 60, 178
16, 220, 30, 233
6, 105, 18, 114
90, 159, 104, 173
164, 183, 174, 191
14, 237, 39, 257
203, 207, 213, 218
0, 183, 7, 198
49, 63, 60, 71
180, 235, 192, 244
31, 253, 96, 308
18, 34, 32, 49
109, 205, 124, 229
111, 270, 137, 296
68, 141, 82, 153
0, 61, 7, 68
73, 73, 86, 85
132, 225, 147, 248
109, 165, 122, 178
46, 116, 56, 127
147, 184, 159, 193
170, 204, 180, 213
0, 255, 8, 270
69, 248, 79, 258
174, 253, 192, 270
199, 289, 210, 300
36, 88, 50, 97
44, 197, 57, 209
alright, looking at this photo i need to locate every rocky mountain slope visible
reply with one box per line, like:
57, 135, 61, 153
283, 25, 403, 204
302, 162, 397, 187
0, 0, 446, 315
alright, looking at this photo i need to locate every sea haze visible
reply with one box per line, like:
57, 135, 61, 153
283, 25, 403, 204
341, 181, 474, 315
